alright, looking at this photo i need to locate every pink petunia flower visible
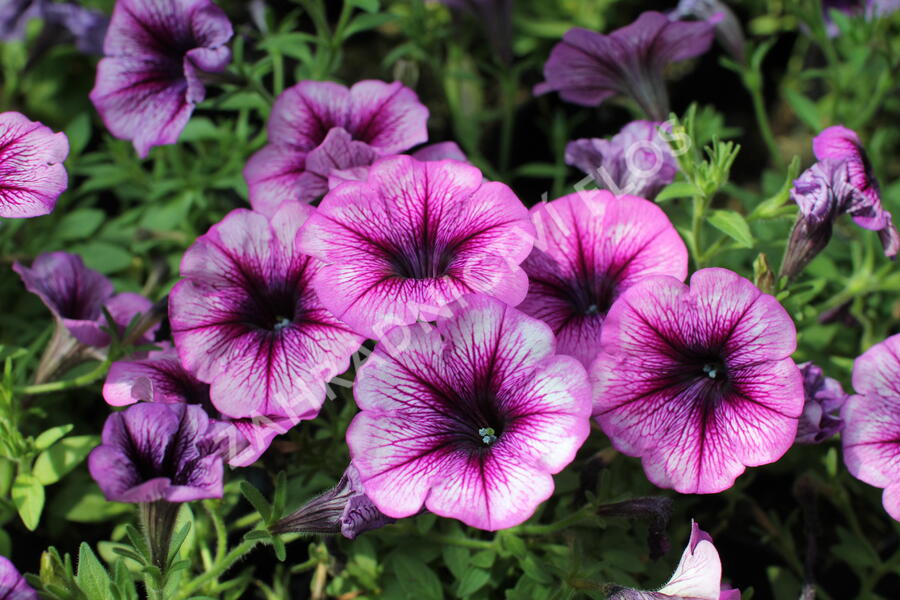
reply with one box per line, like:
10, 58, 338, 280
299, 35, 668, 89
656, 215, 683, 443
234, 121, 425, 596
0, 111, 68, 218
592, 268, 804, 494
243, 79, 429, 214
346, 294, 592, 530
518, 190, 688, 368
0, 555, 37, 600
298, 155, 534, 340
90, 0, 233, 158
843, 333, 900, 521
169, 202, 363, 422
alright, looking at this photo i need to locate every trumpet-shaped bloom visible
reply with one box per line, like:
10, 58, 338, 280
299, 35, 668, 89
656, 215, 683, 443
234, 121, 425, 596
90, 0, 233, 158
169, 203, 363, 421
13, 252, 155, 347
608, 522, 740, 600
565, 121, 678, 200
671, 0, 745, 62
299, 155, 534, 339
843, 333, 900, 521
88, 402, 224, 503
0, 556, 37, 600
243, 79, 429, 214
518, 190, 688, 367
592, 268, 804, 494
103, 345, 294, 467
795, 362, 848, 444
347, 294, 591, 530
0, 111, 68, 218
534, 11, 715, 120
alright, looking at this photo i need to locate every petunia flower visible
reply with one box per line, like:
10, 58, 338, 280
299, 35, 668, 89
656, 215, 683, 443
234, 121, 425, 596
88, 402, 224, 503
347, 294, 592, 530
518, 190, 688, 368
436, 0, 513, 64
273, 464, 395, 539
327, 140, 468, 188
607, 521, 740, 600
0, 555, 37, 600
299, 155, 534, 339
565, 121, 678, 199
0, 1, 107, 54
842, 333, 900, 521
534, 11, 716, 121
670, 0, 745, 63
243, 79, 429, 215
103, 345, 294, 467
90, 0, 233, 158
169, 202, 363, 422
592, 268, 804, 494
795, 362, 848, 444
0, 111, 68, 218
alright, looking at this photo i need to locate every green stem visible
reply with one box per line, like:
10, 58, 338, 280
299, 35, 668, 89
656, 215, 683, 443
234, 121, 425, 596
746, 75, 782, 166
420, 533, 494, 550
16, 359, 110, 396
515, 507, 594, 536
498, 69, 517, 176
175, 539, 259, 600
691, 194, 708, 269
204, 501, 229, 564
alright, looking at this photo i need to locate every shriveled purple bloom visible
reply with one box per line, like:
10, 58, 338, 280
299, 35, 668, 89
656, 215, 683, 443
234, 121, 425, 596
671, 0, 745, 62
88, 402, 224, 503
90, 0, 233, 158
534, 11, 716, 121
298, 155, 534, 340
592, 268, 804, 494
843, 333, 900, 521
0, 556, 37, 600
103, 345, 293, 467
518, 190, 688, 368
243, 79, 429, 214
0, 111, 68, 218
273, 464, 395, 539
170, 202, 363, 422
609, 522, 740, 600
436, 0, 513, 63
347, 294, 592, 530
13, 252, 155, 347
795, 362, 848, 444
565, 121, 677, 199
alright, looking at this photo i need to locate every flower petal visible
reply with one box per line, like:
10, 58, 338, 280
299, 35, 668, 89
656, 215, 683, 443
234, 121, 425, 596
0, 111, 69, 218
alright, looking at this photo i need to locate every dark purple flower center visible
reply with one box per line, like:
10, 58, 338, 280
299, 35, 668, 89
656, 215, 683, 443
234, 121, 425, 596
568, 275, 617, 317
238, 282, 303, 332
386, 244, 455, 280
446, 389, 507, 452
121, 412, 207, 487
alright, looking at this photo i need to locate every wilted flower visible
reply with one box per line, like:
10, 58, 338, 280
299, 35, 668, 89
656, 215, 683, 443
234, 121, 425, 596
795, 362, 848, 444
534, 11, 716, 120
347, 294, 591, 530
436, 0, 513, 64
243, 79, 429, 214
169, 203, 363, 421
608, 522, 740, 600
298, 155, 534, 339
0, 111, 68, 218
592, 268, 804, 494
565, 121, 678, 199
273, 464, 394, 539
0, 556, 37, 600
0, 1, 107, 54
103, 345, 295, 467
88, 402, 224, 503
671, 0, 745, 63
518, 190, 688, 367
90, 0, 233, 158
843, 333, 900, 521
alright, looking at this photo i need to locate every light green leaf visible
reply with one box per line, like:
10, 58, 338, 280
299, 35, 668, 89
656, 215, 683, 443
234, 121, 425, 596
456, 568, 491, 597
654, 181, 700, 203
708, 210, 754, 248
57, 209, 105, 241
34, 435, 99, 486
12, 473, 44, 531
76, 543, 113, 600
33, 424, 74, 451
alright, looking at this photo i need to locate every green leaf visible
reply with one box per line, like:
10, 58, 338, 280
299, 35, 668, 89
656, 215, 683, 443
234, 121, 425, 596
708, 210, 754, 248
65, 112, 92, 157
33, 424, 74, 451
518, 553, 553, 585
654, 181, 700, 203
57, 209, 105, 241
390, 552, 443, 600
442, 546, 469, 580
271, 471, 287, 521
470, 550, 495, 569
168, 522, 192, 563
347, 0, 379, 12
70, 242, 133, 274
784, 89, 821, 131
34, 435, 98, 485
76, 543, 112, 600
12, 473, 44, 530
456, 568, 490, 597
343, 13, 395, 39
240, 481, 272, 522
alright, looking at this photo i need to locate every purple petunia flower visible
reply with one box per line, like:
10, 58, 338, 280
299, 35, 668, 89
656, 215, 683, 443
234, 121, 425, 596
0, 556, 37, 600
13, 251, 155, 347
90, 0, 233, 158
592, 268, 804, 494
103, 345, 294, 467
347, 294, 592, 530
534, 11, 716, 120
518, 190, 688, 368
608, 522, 740, 600
818, 1, 900, 36
169, 202, 363, 422
243, 79, 429, 214
670, 0, 745, 63
327, 140, 468, 188
842, 333, 900, 521
795, 362, 848, 444
565, 121, 678, 199
88, 402, 224, 503
273, 464, 395, 539
298, 155, 534, 340
0, 111, 68, 218
0, 1, 108, 54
